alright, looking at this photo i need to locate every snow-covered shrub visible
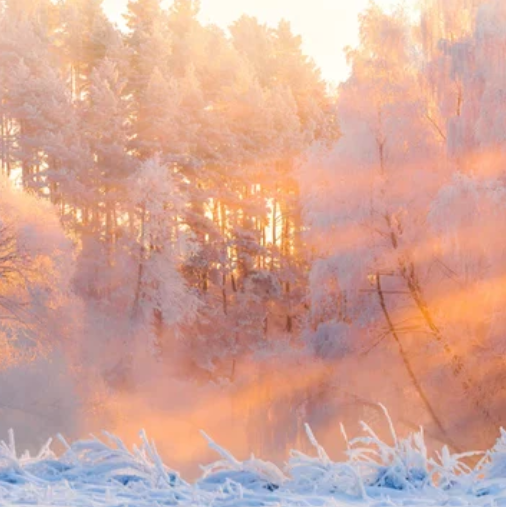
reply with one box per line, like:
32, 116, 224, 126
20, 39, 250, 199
0, 411, 504, 506
480, 428, 506, 481
288, 405, 480, 497
288, 423, 367, 498
199, 431, 287, 493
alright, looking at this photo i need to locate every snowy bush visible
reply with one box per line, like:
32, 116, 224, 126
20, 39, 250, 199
0, 409, 505, 506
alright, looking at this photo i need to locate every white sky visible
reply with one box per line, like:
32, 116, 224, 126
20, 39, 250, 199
102, 0, 397, 84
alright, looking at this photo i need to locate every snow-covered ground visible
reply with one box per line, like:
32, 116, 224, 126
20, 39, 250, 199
1, 409, 506, 507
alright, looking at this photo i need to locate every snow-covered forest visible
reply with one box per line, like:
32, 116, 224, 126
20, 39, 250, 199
2, 0, 506, 500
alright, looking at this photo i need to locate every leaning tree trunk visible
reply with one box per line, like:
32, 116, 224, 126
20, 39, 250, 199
375, 272, 461, 451
385, 213, 501, 432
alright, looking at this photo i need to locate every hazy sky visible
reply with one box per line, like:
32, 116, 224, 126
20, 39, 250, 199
102, 0, 397, 84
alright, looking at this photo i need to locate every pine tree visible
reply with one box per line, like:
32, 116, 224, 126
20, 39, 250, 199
82, 57, 132, 236
0, 11, 80, 199
59, 0, 117, 100
128, 156, 198, 346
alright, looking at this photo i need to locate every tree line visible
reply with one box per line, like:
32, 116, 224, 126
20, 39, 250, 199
0, 0, 337, 386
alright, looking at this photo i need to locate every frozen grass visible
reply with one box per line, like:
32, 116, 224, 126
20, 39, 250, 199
0, 407, 506, 506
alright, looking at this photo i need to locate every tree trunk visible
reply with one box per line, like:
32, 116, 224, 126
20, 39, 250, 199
385, 213, 500, 430
132, 204, 146, 319
375, 272, 460, 451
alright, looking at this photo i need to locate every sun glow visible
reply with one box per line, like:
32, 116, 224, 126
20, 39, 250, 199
101, 0, 398, 84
